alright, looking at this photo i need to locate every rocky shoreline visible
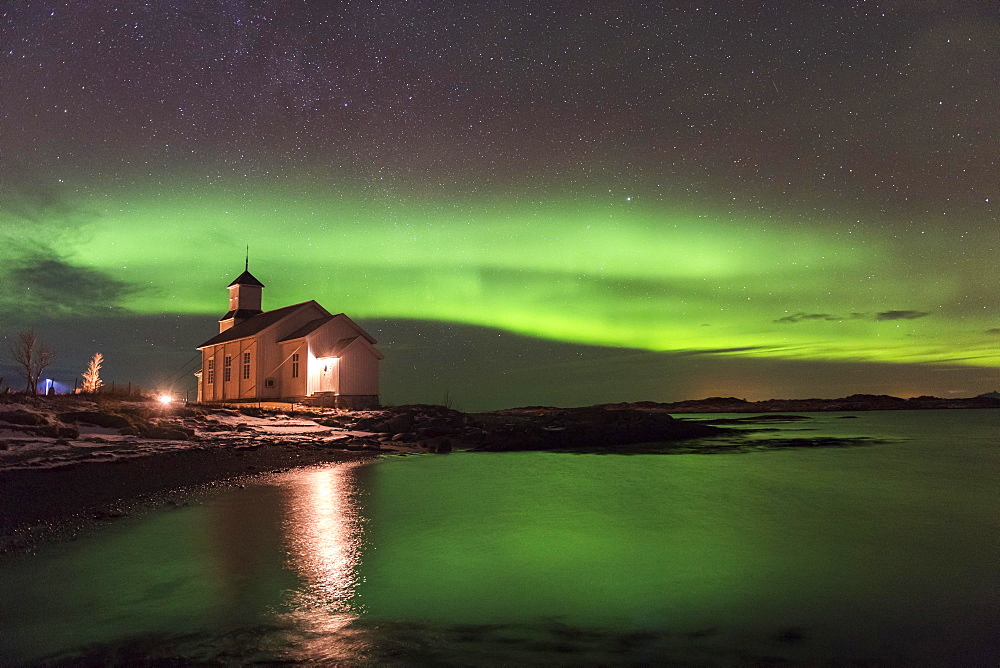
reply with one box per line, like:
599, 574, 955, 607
0, 397, 730, 546
3, 392, 991, 546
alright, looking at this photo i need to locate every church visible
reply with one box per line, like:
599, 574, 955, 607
195, 264, 382, 409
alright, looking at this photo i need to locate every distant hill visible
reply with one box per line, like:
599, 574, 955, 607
595, 394, 1000, 413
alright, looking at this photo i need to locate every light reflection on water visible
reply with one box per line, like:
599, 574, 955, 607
274, 463, 368, 662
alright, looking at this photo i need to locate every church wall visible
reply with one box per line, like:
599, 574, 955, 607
220, 339, 257, 400
304, 317, 380, 398
278, 339, 308, 398
200, 347, 218, 401
306, 316, 362, 358
339, 344, 380, 396
269, 303, 328, 397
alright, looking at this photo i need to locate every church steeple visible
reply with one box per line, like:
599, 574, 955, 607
219, 255, 265, 332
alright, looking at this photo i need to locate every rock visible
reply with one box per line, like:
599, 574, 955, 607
202, 422, 236, 432
0, 423, 78, 438
316, 416, 353, 429
369, 412, 415, 434
142, 425, 192, 440
58, 411, 132, 430
55, 425, 80, 439
416, 426, 458, 438
0, 409, 49, 426
418, 437, 452, 453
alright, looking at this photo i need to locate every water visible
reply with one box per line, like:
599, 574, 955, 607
1, 410, 998, 664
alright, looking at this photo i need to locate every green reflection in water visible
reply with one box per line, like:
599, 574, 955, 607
354, 452, 783, 629
0, 480, 299, 662
2, 412, 999, 665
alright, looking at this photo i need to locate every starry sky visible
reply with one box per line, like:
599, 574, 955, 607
1, 1, 998, 409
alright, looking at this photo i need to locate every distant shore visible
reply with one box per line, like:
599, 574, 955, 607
592, 393, 1000, 413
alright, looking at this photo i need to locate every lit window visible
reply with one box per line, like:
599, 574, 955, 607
206, 359, 215, 384
291, 353, 299, 378
243, 352, 251, 380
223, 356, 232, 382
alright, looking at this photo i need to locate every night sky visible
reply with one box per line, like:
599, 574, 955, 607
1, 1, 998, 409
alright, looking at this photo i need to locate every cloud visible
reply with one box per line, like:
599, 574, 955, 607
874, 310, 930, 321
1, 248, 143, 317
774, 313, 840, 323
776, 310, 931, 324
0, 167, 141, 319
0, 164, 98, 229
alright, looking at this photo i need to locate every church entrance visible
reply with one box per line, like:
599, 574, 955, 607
318, 357, 339, 393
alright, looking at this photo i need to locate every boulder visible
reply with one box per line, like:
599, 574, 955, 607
369, 412, 415, 434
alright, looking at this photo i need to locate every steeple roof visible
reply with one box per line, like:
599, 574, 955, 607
227, 270, 265, 288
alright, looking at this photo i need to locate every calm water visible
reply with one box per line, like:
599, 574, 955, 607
1, 410, 998, 665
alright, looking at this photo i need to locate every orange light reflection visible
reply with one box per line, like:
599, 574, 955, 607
279, 463, 368, 659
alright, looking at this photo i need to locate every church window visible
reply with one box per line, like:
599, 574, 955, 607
206, 359, 215, 384
292, 353, 300, 378
224, 356, 232, 382
243, 352, 251, 379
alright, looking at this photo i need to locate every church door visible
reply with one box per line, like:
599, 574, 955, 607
319, 358, 338, 393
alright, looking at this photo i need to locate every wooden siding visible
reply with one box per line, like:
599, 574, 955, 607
278, 340, 308, 398
252, 302, 325, 399
200, 339, 259, 401
338, 344, 380, 395
303, 315, 380, 396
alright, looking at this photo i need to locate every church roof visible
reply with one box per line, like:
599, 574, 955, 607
227, 270, 265, 288
197, 301, 316, 348
219, 308, 263, 322
277, 316, 336, 343
329, 336, 362, 355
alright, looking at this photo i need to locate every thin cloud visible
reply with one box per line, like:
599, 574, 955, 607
875, 310, 930, 321
776, 310, 931, 324
774, 313, 840, 324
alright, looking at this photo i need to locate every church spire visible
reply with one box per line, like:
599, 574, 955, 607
219, 255, 265, 332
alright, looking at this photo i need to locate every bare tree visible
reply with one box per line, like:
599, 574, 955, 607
10, 330, 55, 395
82, 352, 104, 393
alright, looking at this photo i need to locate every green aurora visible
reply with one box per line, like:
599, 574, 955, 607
5, 175, 997, 372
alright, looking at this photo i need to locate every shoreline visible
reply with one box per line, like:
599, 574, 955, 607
5, 394, 993, 550
0, 443, 375, 552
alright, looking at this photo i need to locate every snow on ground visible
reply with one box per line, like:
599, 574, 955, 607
0, 399, 382, 473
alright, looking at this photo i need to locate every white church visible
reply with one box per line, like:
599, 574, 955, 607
195, 264, 382, 409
